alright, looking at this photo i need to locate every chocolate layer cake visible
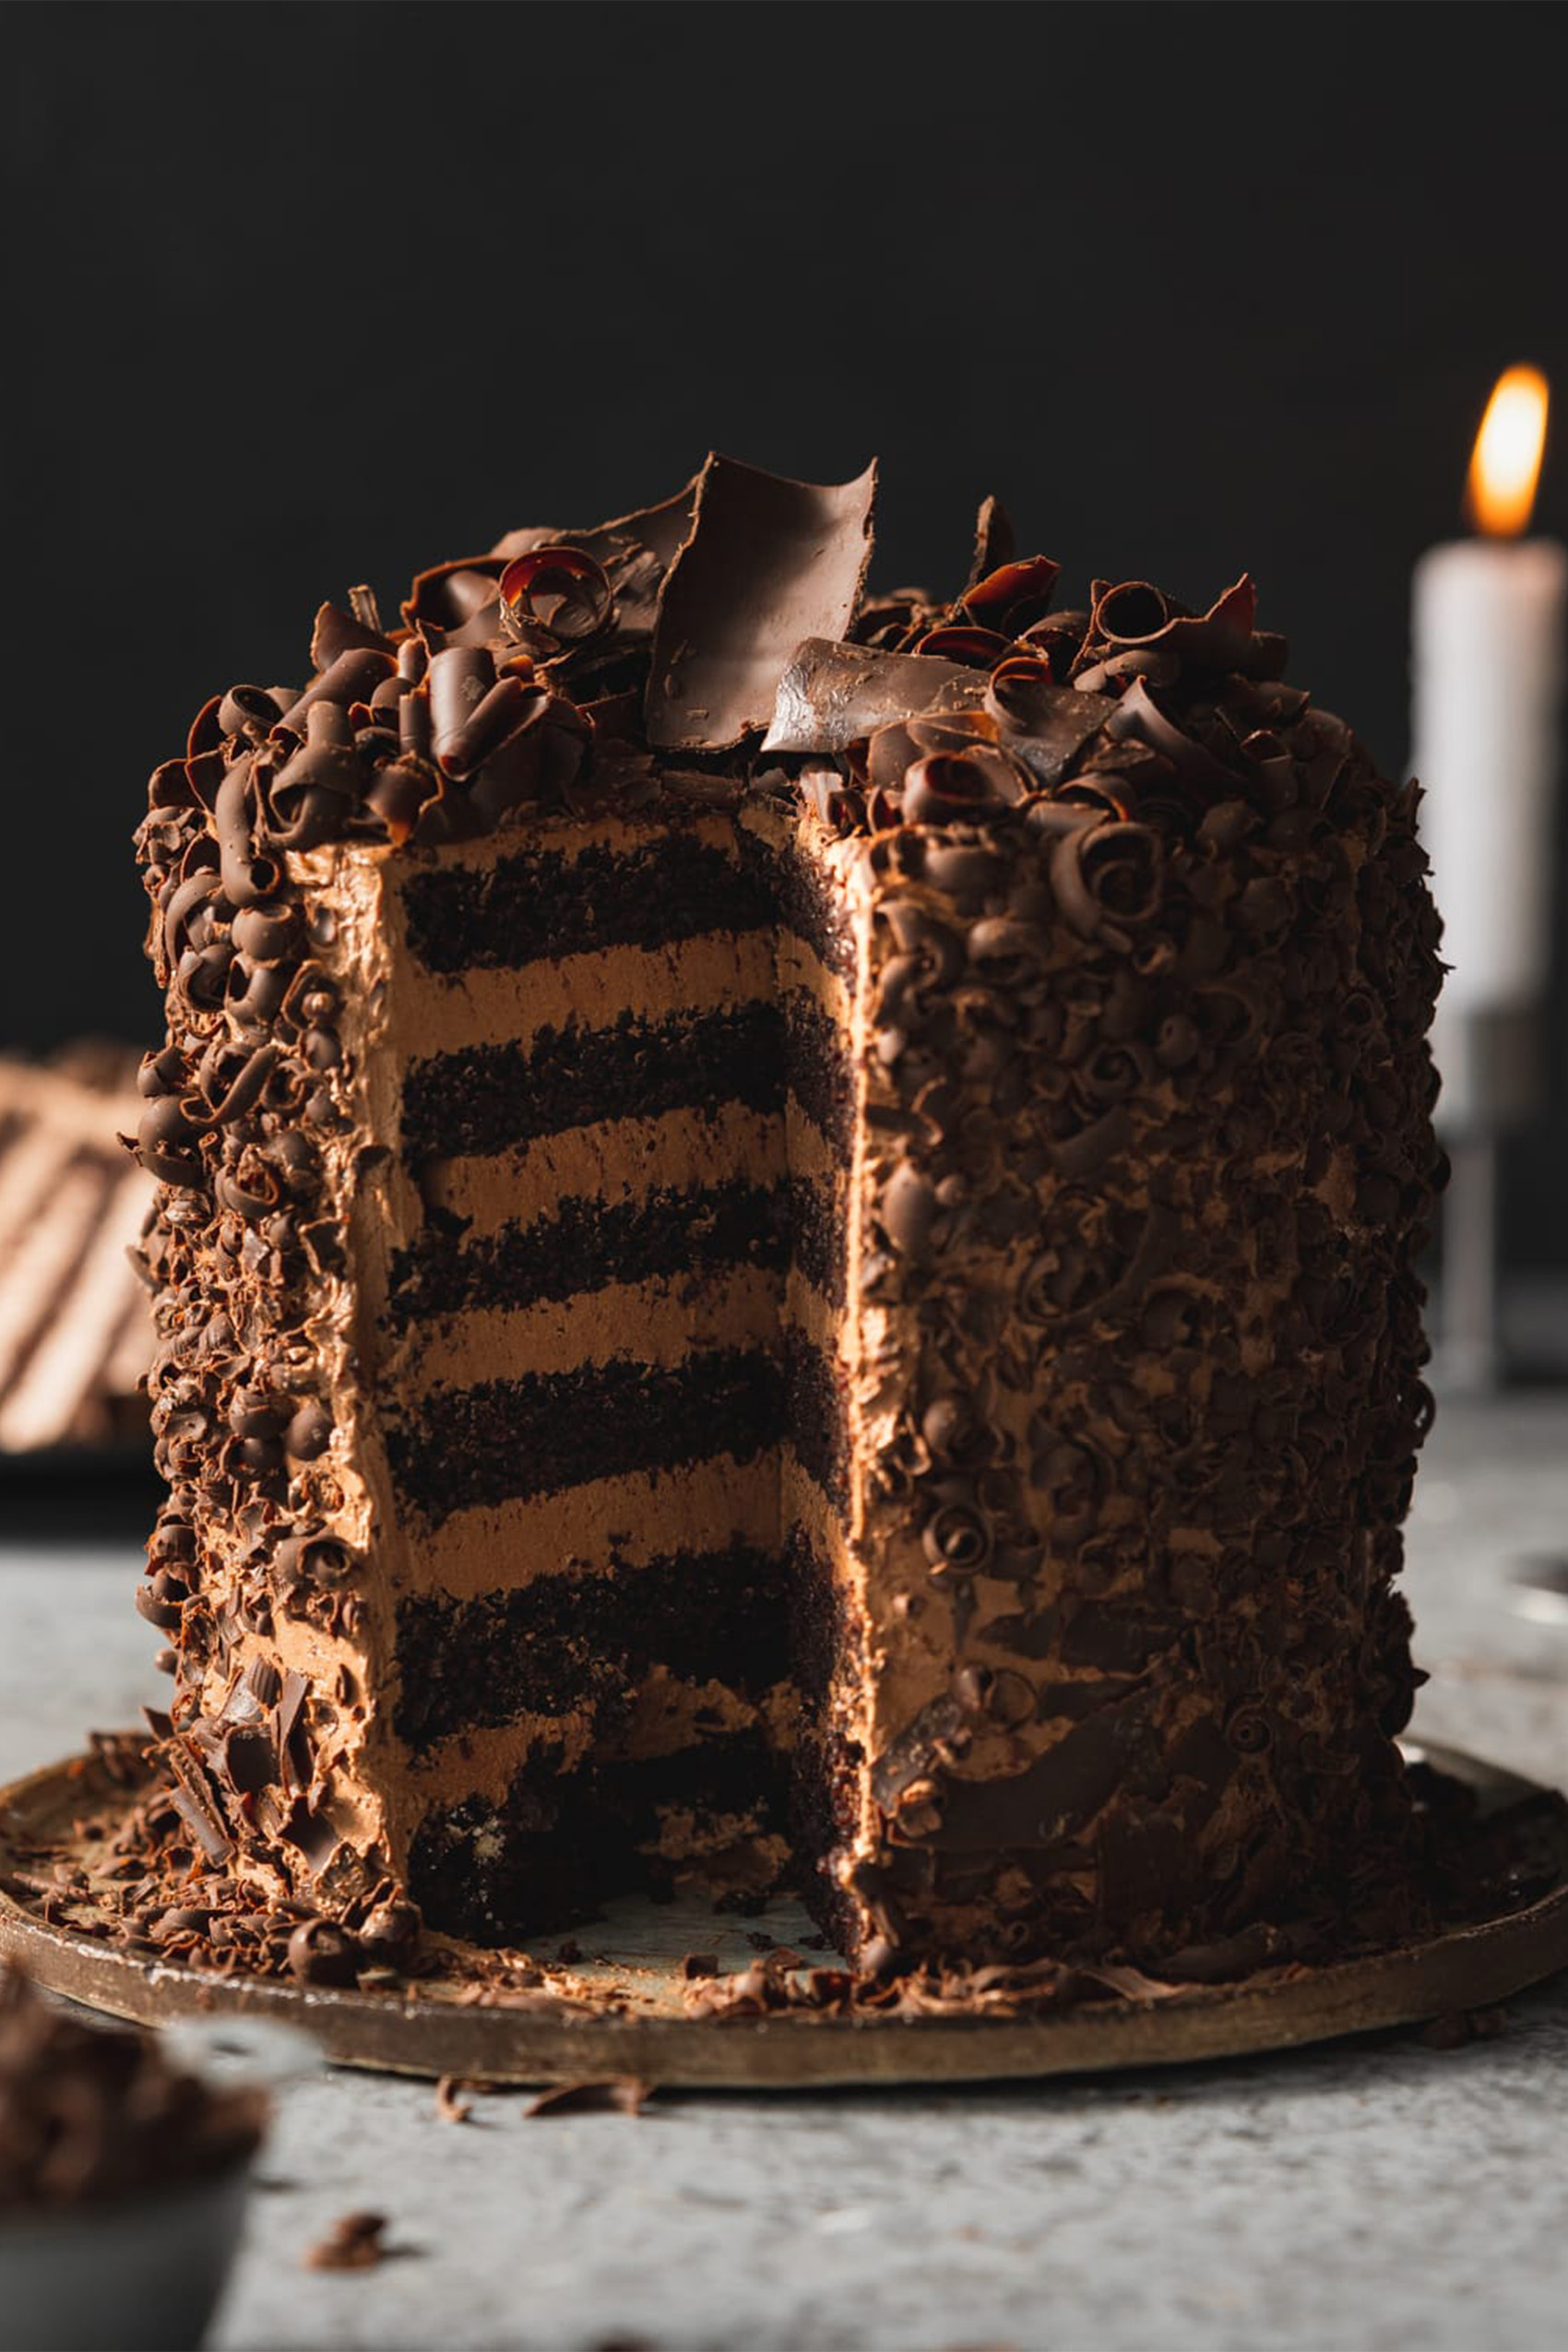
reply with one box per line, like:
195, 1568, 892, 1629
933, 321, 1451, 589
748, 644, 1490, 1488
131, 458, 1443, 1970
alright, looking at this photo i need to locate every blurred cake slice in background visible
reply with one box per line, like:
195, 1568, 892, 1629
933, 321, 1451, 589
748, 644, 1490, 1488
0, 1046, 153, 1455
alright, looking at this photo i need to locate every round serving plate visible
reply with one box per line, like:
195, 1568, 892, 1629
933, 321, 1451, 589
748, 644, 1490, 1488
1, 1739, 1564, 2089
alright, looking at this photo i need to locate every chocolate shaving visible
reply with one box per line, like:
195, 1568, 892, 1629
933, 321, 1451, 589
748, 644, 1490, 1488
522, 2076, 651, 2119
647, 453, 877, 749
762, 641, 986, 754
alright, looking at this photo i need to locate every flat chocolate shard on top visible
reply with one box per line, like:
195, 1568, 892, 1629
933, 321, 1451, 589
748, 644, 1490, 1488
647, 455, 877, 751
965, 494, 1016, 592
492, 472, 703, 641
762, 641, 988, 754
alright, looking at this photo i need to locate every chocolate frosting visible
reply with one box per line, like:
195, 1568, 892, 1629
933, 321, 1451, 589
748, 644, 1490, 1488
129, 454, 1444, 1978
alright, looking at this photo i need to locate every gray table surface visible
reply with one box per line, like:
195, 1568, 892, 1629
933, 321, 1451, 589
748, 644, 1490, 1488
4, 1394, 1567, 2352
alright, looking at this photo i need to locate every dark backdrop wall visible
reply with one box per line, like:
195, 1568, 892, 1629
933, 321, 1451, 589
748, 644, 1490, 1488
6, 1, 1568, 1265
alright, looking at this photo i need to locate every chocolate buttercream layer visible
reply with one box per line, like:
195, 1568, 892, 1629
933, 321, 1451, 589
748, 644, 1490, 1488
399, 831, 775, 975
401, 1265, 786, 1394
391, 932, 783, 1066
395, 1542, 790, 1748
386, 1347, 787, 1527
411, 1455, 785, 1602
419, 1105, 790, 1237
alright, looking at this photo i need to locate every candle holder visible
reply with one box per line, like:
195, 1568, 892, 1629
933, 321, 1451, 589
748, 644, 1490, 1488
1431, 1001, 1543, 1391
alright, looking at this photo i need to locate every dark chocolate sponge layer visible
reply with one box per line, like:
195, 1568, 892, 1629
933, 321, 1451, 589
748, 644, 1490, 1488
401, 832, 775, 975
394, 1542, 791, 1749
388, 1177, 791, 1325
409, 1729, 788, 1943
386, 1347, 786, 1527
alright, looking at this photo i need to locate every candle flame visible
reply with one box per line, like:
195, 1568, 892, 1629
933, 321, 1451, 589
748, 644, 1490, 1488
1467, 365, 1550, 538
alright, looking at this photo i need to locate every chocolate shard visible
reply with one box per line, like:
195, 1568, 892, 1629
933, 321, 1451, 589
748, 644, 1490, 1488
491, 470, 703, 641
761, 641, 988, 754
965, 493, 1016, 591
647, 454, 878, 751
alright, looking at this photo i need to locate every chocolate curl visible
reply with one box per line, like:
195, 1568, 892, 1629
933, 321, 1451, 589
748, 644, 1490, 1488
203, 1043, 280, 1127
186, 695, 224, 762
309, 602, 394, 674
437, 675, 544, 777
866, 710, 995, 800
903, 747, 1028, 825
427, 646, 497, 766
213, 757, 281, 908
147, 755, 198, 814
964, 495, 1017, 592
1089, 575, 1259, 670
468, 694, 589, 823
961, 554, 1061, 634
136, 1092, 212, 1187
402, 558, 504, 633
915, 624, 1014, 669
218, 683, 283, 739
398, 686, 434, 760
264, 702, 368, 848
985, 659, 1115, 790
397, 636, 429, 684
279, 647, 395, 728
1019, 610, 1091, 680
1091, 581, 1173, 645
1050, 819, 1163, 940
160, 868, 222, 970
499, 545, 613, 646
183, 693, 228, 807
1101, 677, 1240, 791
364, 756, 440, 848
492, 469, 703, 640
409, 775, 489, 847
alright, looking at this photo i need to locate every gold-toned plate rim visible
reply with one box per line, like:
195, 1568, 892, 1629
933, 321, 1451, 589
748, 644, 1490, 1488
2, 1740, 1564, 2089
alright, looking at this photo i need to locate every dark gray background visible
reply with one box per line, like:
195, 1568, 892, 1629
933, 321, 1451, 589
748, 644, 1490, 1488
6, 1, 1567, 1265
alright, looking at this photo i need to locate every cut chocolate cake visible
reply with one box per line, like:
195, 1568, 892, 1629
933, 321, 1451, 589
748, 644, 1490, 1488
131, 457, 1443, 1972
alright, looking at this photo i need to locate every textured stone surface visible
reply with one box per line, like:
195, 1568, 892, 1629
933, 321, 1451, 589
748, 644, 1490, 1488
2, 1392, 1566, 2352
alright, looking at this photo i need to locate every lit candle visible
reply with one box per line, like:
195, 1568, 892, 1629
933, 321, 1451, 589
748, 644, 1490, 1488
1413, 366, 1565, 1036
1411, 367, 1565, 1387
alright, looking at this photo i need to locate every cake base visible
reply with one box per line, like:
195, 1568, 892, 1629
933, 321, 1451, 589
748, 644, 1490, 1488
2, 1740, 1564, 2089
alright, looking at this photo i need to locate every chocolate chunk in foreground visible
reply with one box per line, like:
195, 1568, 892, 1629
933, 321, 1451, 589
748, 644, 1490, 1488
647, 454, 877, 749
0, 1962, 266, 2209
762, 641, 987, 754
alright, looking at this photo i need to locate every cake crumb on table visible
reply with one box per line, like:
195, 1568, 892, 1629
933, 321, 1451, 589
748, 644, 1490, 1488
303, 2210, 392, 2270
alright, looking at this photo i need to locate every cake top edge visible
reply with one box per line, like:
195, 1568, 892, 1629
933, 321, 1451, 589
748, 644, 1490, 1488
137, 451, 1400, 881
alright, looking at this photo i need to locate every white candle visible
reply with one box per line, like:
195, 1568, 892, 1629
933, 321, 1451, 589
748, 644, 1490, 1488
1412, 367, 1565, 1023
1414, 540, 1566, 1014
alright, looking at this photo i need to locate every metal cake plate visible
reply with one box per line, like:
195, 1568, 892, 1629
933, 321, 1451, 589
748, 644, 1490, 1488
2, 1739, 1565, 2089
